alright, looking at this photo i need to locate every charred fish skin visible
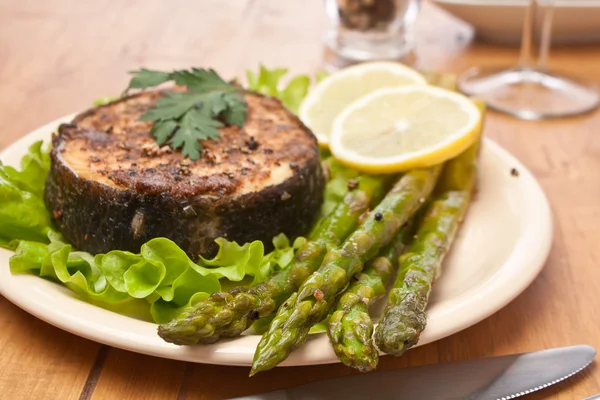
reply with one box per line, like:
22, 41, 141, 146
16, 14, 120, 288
44, 92, 325, 259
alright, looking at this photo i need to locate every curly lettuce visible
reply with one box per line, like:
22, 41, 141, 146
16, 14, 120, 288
0, 142, 54, 247
246, 65, 326, 114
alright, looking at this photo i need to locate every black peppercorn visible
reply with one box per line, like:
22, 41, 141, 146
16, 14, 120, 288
247, 136, 259, 151
347, 180, 359, 191
246, 310, 260, 320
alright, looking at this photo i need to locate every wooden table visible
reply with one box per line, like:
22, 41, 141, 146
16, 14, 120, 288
1, 1, 599, 399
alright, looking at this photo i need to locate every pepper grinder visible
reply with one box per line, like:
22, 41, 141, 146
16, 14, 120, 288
323, 0, 419, 70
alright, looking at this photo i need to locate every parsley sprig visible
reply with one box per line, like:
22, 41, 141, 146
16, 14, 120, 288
125, 68, 247, 160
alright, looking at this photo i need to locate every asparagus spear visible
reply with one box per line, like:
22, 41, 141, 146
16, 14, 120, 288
322, 157, 358, 183
157, 173, 394, 345
250, 167, 441, 375
327, 221, 414, 372
320, 159, 362, 218
373, 103, 484, 356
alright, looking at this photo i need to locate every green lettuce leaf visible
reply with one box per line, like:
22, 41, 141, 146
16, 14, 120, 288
251, 233, 306, 286
0, 142, 55, 246
93, 96, 119, 106
315, 69, 329, 83
10, 233, 130, 303
8, 230, 303, 323
2, 141, 50, 197
246, 65, 325, 114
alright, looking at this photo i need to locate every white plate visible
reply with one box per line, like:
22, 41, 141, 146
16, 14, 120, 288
0, 116, 552, 367
434, 0, 600, 44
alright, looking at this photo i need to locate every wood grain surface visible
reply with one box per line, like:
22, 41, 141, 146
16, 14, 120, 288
1, 0, 599, 399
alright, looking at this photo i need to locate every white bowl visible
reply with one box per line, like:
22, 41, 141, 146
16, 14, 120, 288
433, 0, 600, 44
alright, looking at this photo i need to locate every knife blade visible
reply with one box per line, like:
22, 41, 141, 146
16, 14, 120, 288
230, 345, 595, 400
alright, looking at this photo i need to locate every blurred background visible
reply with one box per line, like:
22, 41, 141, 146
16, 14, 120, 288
2, 0, 599, 145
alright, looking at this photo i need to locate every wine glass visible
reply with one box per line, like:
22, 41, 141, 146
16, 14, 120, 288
458, 0, 600, 120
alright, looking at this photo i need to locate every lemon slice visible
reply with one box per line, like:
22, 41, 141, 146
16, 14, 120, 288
299, 62, 427, 148
329, 85, 482, 173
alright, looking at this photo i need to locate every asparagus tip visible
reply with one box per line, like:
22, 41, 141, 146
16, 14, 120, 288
249, 359, 271, 376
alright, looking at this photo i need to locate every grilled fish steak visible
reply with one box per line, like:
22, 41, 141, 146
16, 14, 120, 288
44, 91, 325, 259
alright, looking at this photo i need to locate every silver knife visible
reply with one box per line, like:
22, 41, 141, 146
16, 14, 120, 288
230, 345, 595, 400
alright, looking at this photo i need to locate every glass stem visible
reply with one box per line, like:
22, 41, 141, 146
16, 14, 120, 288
537, 0, 556, 70
518, 0, 537, 69
517, 0, 556, 70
